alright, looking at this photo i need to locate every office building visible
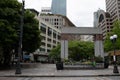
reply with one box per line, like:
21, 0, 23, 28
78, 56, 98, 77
94, 0, 120, 39
39, 18, 61, 54
41, 7, 52, 14
51, 0, 66, 16
40, 14, 75, 30
94, 9, 112, 39
106, 0, 120, 22
28, 9, 61, 62
34, 18, 61, 62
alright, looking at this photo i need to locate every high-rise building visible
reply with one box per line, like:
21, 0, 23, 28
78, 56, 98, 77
106, 0, 120, 22
94, 0, 120, 39
94, 9, 112, 39
51, 0, 66, 16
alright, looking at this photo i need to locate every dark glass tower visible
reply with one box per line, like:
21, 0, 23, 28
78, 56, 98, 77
51, 0, 66, 16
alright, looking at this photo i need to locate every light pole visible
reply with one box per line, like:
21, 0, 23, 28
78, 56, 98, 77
110, 34, 119, 73
15, 0, 25, 74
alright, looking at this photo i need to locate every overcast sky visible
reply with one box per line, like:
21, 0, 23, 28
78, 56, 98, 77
18, 0, 106, 27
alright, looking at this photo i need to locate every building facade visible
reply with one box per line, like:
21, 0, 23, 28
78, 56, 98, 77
94, 0, 120, 40
40, 14, 75, 30
106, 0, 120, 22
28, 9, 61, 62
94, 9, 112, 39
39, 18, 61, 54
41, 7, 52, 14
51, 0, 66, 16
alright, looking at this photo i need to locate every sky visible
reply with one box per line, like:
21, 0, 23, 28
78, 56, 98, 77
18, 0, 106, 27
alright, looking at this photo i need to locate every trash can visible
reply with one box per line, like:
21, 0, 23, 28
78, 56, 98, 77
104, 61, 109, 68
56, 62, 63, 70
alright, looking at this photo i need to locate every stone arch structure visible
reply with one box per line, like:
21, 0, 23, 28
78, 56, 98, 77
61, 27, 104, 60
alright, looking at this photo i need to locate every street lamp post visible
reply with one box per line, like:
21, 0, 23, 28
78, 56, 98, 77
110, 34, 119, 73
15, 0, 25, 74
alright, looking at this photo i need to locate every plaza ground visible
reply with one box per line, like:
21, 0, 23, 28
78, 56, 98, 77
0, 63, 120, 80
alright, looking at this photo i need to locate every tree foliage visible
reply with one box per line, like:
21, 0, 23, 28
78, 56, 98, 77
0, 0, 21, 66
104, 20, 120, 52
49, 41, 94, 61
68, 41, 94, 61
23, 10, 41, 53
49, 45, 61, 61
0, 0, 41, 67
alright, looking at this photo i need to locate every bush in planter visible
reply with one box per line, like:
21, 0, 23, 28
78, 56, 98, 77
95, 56, 104, 63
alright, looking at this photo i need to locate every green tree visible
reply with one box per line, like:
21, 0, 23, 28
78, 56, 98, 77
49, 45, 61, 61
49, 41, 94, 61
23, 10, 41, 53
0, 0, 41, 67
112, 20, 120, 50
69, 41, 94, 61
0, 0, 21, 67
104, 20, 120, 52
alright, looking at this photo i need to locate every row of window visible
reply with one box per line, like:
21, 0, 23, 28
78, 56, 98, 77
40, 48, 51, 53
44, 18, 63, 22
41, 41, 59, 49
40, 25, 60, 38
42, 18, 64, 26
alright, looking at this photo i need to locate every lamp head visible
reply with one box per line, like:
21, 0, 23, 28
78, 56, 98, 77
110, 36, 114, 40
113, 34, 117, 39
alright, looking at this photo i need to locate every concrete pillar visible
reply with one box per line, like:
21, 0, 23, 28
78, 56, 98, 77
64, 40, 68, 59
61, 40, 65, 59
94, 34, 104, 58
94, 41, 104, 57
61, 40, 68, 60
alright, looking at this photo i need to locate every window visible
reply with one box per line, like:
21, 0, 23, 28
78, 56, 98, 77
53, 32, 56, 38
48, 27, 52, 36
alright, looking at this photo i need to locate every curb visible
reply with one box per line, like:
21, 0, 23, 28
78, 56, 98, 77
0, 74, 120, 77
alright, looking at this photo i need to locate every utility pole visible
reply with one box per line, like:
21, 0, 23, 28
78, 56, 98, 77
15, 0, 25, 74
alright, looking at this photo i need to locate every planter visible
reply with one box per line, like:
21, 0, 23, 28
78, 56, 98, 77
104, 62, 109, 68
56, 62, 63, 70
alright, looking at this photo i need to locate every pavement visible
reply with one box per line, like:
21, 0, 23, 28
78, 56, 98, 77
0, 63, 120, 77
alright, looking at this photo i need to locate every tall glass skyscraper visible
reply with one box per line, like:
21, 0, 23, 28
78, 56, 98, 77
51, 0, 66, 16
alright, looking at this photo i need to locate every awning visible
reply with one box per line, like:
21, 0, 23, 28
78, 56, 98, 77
108, 50, 120, 56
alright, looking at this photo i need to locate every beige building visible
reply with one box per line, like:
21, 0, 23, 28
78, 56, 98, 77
28, 9, 61, 62
28, 9, 61, 54
38, 12, 78, 55
39, 14, 82, 41
40, 14, 75, 30
39, 18, 61, 54
41, 7, 52, 14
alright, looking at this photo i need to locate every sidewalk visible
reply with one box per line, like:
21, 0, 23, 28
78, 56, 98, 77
0, 63, 120, 77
